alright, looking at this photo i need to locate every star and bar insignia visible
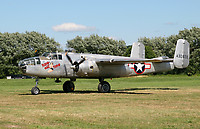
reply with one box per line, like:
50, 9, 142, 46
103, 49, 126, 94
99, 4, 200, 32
128, 63, 151, 74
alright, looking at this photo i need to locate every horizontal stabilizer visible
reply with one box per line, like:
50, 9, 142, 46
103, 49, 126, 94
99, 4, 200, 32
96, 57, 173, 65
173, 39, 190, 68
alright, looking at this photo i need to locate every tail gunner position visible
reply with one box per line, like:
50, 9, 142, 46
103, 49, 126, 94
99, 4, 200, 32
18, 39, 190, 95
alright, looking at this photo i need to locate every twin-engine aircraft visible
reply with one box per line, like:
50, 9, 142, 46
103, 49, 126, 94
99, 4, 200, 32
18, 39, 190, 95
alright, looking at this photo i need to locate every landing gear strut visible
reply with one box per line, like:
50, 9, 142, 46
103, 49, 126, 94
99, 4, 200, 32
98, 78, 111, 93
63, 81, 75, 93
31, 79, 40, 95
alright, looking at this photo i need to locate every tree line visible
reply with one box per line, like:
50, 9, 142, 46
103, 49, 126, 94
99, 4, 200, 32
0, 27, 199, 78
66, 35, 127, 56
138, 27, 200, 75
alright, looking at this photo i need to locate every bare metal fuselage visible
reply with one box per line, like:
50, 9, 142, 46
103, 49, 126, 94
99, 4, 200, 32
18, 39, 189, 95
19, 53, 174, 79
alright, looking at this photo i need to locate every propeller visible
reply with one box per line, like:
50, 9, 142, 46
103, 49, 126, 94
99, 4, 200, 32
65, 52, 86, 73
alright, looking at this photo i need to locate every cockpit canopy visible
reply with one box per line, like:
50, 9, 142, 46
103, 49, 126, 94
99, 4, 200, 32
41, 52, 62, 60
19, 57, 41, 67
18, 52, 63, 68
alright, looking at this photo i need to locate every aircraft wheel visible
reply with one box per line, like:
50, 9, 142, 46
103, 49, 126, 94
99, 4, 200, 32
31, 87, 40, 95
63, 81, 75, 92
98, 81, 110, 93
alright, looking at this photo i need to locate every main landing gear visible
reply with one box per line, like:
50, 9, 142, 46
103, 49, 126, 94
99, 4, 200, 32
30, 78, 111, 95
62, 78, 111, 93
63, 81, 75, 92
98, 78, 111, 93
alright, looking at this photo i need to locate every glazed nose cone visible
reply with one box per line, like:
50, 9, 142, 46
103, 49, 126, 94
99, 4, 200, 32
18, 60, 27, 73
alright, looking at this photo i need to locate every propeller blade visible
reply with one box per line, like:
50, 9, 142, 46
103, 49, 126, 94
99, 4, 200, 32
77, 57, 86, 66
65, 52, 73, 65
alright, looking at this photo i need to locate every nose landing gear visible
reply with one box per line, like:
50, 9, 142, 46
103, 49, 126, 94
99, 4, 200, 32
31, 79, 40, 95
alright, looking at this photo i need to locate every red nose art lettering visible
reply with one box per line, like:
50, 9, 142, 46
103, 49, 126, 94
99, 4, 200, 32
42, 62, 50, 67
44, 64, 50, 70
41, 62, 61, 72
128, 63, 151, 74
53, 63, 60, 68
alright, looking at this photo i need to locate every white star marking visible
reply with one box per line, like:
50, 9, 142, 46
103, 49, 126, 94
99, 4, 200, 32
135, 63, 144, 72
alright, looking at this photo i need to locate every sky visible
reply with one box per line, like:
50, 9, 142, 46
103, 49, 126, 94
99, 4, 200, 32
1, 0, 200, 49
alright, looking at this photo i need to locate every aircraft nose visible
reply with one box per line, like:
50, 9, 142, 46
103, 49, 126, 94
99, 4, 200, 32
18, 60, 27, 73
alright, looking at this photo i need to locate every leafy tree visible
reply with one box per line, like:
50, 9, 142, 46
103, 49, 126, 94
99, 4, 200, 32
145, 46, 156, 59
66, 34, 127, 56
0, 31, 61, 78
123, 45, 132, 57
139, 27, 200, 75
138, 37, 166, 57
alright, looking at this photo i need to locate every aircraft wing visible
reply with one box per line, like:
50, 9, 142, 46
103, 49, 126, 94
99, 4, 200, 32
95, 57, 173, 65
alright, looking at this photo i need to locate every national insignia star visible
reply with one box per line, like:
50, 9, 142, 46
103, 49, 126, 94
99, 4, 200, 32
135, 63, 144, 72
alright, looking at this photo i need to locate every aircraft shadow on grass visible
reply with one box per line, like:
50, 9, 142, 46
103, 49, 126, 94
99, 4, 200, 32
19, 88, 178, 95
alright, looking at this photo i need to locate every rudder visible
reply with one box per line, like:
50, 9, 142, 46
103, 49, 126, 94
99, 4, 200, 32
130, 42, 145, 59
173, 39, 190, 68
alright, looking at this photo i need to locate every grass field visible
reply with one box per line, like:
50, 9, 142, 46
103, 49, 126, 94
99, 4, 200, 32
0, 75, 200, 128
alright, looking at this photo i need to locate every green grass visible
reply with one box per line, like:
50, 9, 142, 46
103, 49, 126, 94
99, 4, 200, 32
0, 75, 200, 128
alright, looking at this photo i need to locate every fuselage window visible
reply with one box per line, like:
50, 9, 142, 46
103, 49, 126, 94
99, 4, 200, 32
30, 60, 35, 65
58, 55, 62, 60
24, 60, 30, 65
53, 54, 57, 60
35, 58, 41, 65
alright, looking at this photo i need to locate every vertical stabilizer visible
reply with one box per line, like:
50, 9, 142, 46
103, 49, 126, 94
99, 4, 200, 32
130, 42, 145, 58
173, 39, 190, 68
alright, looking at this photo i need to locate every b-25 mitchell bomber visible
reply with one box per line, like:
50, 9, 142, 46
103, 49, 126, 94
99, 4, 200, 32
18, 39, 190, 95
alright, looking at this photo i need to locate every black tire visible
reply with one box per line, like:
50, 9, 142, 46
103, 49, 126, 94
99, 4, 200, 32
98, 81, 110, 93
31, 87, 40, 95
63, 81, 75, 92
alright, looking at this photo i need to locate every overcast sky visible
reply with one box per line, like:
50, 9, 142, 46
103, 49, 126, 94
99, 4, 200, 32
1, 0, 200, 49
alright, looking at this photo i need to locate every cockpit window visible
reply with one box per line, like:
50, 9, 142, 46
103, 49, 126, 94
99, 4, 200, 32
35, 58, 41, 64
58, 55, 62, 60
24, 60, 30, 65
53, 55, 57, 60
30, 60, 35, 65
21, 58, 41, 66
42, 52, 50, 57
41, 52, 62, 60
